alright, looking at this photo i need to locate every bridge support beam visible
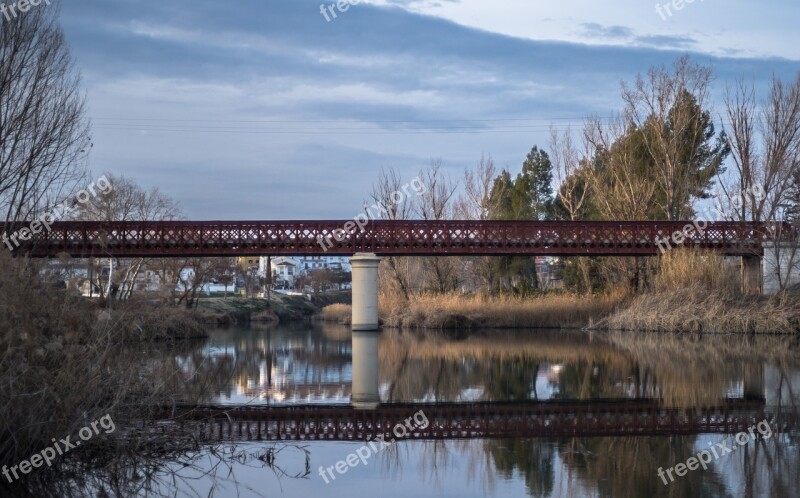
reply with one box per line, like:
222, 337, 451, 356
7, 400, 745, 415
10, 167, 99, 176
741, 255, 763, 295
350, 253, 381, 331
351, 331, 380, 410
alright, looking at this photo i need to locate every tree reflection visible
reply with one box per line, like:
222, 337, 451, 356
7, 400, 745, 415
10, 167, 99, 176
488, 439, 556, 497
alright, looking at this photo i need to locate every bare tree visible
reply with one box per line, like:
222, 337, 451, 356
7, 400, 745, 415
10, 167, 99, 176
455, 155, 497, 292
73, 174, 183, 300
175, 258, 234, 308
455, 155, 496, 220
417, 159, 458, 221
74, 173, 182, 223
584, 116, 658, 291
723, 74, 800, 291
416, 159, 459, 293
550, 127, 595, 293
722, 75, 800, 223
584, 115, 658, 220
369, 168, 417, 300
0, 2, 91, 233
550, 127, 590, 222
621, 56, 726, 220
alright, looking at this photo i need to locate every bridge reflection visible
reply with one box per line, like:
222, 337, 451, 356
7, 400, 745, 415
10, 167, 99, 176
158, 329, 799, 443
160, 398, 799, 442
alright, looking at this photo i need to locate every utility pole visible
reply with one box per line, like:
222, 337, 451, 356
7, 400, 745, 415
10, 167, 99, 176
266, 255, 272, 303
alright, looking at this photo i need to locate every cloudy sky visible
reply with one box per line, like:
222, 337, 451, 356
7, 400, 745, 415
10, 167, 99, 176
57, 0, 800, 219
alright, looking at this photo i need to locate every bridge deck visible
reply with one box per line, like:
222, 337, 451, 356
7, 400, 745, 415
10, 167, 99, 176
12, 220, 789, 257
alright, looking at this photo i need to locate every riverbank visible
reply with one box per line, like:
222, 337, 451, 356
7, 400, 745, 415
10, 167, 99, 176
322, 289, 800, 334
0, 256, 198, 489
321, 292, 626, 330
593, 287, 800, 334
195, 291, 351, 325
592, 250, 800, 334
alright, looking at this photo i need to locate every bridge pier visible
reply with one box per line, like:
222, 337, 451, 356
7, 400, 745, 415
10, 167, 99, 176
762, 241, 800, 294
741, 255, 763, 295
351, 331, 380, 410
350, 253, 381, 331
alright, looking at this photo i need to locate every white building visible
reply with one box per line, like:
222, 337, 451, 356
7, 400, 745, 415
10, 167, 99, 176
264, 257, 300, 288
296, 256, 351, 273
177, 266, 233, 295
259, 256, 352, 288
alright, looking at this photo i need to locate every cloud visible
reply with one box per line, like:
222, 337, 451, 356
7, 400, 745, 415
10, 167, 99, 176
635, 34, 698, 49
581, 22, 697, 50
582, 23, 634, 40
57, 0, 800, 219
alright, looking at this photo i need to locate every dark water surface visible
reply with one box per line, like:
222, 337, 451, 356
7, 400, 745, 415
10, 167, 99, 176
136, 323, 800, 498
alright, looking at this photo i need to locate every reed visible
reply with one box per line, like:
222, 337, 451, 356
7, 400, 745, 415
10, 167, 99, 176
321, 291, 626, 330
601, 287, 800, 333
597, 249, 800, 334
320, 303, 352, 325
654, 248, 739, 294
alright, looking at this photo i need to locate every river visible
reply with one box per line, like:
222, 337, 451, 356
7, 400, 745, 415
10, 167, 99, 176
124, 323, 800, 498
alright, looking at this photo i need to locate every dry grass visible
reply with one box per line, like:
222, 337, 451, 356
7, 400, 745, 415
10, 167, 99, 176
600, 287, 800, 334
654, 248, 739, 294
111, 300, 207, 341
381, 292, 626, 329
595, 249, 800, 334
321, 291, 626, 330
321, 303, 352, 325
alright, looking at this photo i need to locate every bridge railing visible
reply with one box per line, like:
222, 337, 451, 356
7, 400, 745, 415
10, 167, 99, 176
7, 220, 793, 257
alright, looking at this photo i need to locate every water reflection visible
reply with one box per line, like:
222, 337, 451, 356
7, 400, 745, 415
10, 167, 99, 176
131, 433, 798, 498
174, 324, 800, 409
351, 331, 380, 409
92, 324, 800, 498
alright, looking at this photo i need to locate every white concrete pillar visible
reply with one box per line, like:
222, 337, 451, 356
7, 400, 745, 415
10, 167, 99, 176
762, 241, 800, 294
350, 253, 381, 331
351, 331, 380, 410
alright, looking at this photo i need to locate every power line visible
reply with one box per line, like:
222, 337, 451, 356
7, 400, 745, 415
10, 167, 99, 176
92, 116, 603, 124
89, 114, 746, 136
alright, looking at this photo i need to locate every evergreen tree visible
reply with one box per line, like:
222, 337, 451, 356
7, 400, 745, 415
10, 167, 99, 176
517, 146, 555, 220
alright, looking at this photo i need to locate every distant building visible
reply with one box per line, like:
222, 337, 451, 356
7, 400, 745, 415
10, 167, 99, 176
536, 256, 563, 290
237, 256, 260, 270
258, 256, 352, 289
296, 256, 351, 273
265, 257, 300, 288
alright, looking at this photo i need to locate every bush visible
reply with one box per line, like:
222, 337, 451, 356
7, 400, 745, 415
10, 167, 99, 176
0, 254, 202, 487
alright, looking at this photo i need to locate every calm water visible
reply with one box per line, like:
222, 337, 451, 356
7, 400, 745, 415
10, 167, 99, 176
133, 324, 800, 498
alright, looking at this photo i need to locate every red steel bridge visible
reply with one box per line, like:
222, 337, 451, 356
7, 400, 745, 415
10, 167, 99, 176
10, 220, 792, 258
156, 399, 797, 442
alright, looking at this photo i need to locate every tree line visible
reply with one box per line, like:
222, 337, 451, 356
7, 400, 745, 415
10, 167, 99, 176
374, 56, 800, 295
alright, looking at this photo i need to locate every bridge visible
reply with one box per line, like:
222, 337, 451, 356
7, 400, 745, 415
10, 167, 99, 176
10, 220, 788, 258
10, 219, 792, 325
157, 399, 797, 442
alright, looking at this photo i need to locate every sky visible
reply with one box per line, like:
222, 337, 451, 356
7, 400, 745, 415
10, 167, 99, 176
55, 0, 800, 219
